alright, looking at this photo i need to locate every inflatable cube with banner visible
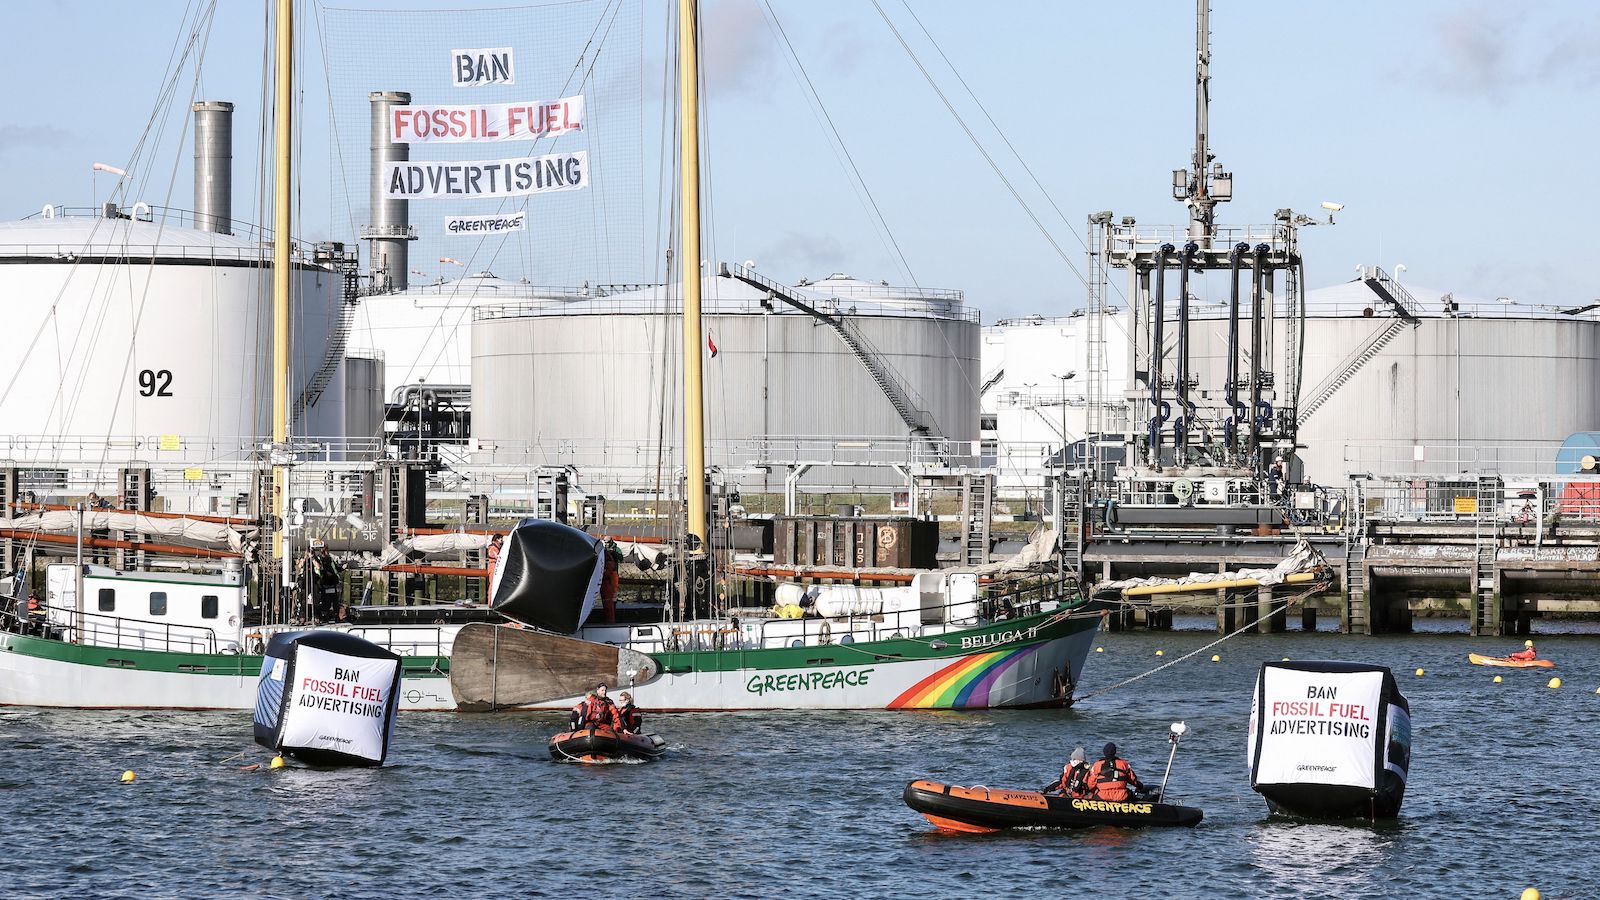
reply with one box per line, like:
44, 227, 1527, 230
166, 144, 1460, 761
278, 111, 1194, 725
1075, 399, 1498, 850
1247, 660, 1411, 819
253, 631, 403, 767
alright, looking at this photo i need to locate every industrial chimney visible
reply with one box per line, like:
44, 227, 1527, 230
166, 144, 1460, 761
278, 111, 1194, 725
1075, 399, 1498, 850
364, 91, 416, 293
192, 101, 233, 234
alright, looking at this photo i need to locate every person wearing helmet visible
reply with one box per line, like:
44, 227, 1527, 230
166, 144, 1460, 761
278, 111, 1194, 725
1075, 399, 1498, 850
1044, 746, 1092, 798
1508, 639, 1537, 662
1087, 742, 1144, 802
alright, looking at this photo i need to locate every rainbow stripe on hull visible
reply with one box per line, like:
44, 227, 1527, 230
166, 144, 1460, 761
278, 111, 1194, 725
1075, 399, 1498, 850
888, 642, 1050, 709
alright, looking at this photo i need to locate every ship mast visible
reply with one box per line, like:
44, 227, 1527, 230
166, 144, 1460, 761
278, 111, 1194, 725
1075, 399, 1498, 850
678, 0, 709, 576
271, 0, 294, 608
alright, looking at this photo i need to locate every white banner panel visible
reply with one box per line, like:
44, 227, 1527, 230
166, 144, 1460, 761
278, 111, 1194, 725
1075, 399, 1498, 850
384, 151, 588, 200
280, 644, 398, 762
446, 212, 527, 236
392, 96, 584, 144
1254, 667, 1381, 788
453, 47, 514, 87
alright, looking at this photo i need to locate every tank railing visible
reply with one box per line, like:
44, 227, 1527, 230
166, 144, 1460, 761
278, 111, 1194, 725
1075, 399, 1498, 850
1, 600, 223, 654
472, 292, 980, 324
1342, 442, 1570, 478
11, 204, 323, 257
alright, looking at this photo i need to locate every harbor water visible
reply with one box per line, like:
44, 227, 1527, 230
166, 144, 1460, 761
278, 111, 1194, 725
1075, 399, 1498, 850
3, 621, 1597, 898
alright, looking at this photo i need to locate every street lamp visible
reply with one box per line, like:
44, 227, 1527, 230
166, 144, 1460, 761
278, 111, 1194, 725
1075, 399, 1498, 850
1053, 372, 1077, 469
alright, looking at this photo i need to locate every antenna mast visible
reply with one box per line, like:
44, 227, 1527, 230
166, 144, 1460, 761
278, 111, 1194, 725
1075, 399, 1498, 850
1175, 0, 1231, 242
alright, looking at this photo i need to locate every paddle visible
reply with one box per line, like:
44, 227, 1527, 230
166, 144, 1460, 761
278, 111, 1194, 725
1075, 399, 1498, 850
1155, 721, 1187, 803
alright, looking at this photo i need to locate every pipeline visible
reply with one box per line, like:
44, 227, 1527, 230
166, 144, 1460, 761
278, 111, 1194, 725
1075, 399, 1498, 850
1174, 242, 1199, 460
1224, 242, 1250, 458
1249, 243, 1271, 459
1147, 244, 1174, 467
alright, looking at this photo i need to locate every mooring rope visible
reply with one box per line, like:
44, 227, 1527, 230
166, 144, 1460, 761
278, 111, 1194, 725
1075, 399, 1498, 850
1074, 582, 1325, 703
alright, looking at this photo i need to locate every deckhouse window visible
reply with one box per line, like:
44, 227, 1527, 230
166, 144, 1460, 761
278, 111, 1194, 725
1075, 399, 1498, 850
149, 592, 168, 616
201, 595, 219, 619
97, 588, 115, 612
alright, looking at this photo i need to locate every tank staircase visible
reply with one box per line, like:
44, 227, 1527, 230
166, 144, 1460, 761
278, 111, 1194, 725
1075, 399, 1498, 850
725, 264, 939, 439
961, 473, 994, 567
1343, 480, 1370, 634
293, 251, 363, 423
1296, 267, 1422, 427
980, 367, 1005, 397
1471, 475, 1502, 636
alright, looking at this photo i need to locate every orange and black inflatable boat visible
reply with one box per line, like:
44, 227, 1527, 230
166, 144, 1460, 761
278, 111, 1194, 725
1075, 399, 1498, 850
904, 780, 1202, 832
548, 726, 666, 764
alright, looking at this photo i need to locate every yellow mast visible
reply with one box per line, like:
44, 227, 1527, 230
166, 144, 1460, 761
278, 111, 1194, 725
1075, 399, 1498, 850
271, 0, 293, 603
678, 0, 707, 562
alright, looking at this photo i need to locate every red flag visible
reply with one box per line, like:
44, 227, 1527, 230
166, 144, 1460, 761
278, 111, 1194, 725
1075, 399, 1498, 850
707, 334, 719, 359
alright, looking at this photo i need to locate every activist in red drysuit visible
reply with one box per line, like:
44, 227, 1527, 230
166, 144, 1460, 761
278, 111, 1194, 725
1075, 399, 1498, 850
1086, 743, 1144, 802
1046, 747, 1092, 798
1508, 640, 1537, 662
569, 685, 619, 731
614, 692, 643, 734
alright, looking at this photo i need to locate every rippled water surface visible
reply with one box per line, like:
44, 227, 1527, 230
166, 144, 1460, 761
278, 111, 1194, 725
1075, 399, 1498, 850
4, 622, 1598, 898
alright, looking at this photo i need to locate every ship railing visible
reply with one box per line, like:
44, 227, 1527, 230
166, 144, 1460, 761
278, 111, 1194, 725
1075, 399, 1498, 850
0, 600, 222, 654
339, 624, 454, 658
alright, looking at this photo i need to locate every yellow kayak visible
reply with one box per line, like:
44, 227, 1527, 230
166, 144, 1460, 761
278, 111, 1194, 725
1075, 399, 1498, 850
1468, 653, 1554, 669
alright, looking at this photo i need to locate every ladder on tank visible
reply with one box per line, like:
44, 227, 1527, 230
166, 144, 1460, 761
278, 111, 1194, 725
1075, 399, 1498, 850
962, 473, 993, 567
1471, 475, 1501, 636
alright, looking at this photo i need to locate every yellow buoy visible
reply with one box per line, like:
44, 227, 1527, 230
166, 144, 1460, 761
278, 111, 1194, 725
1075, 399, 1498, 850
1211, 654, 1221, 662
1493, 675, 1502, 684
1547, 677, 1561, 689
270, 755, 286, 770
1415, 668, 1425, 676
1155, 650, 1164, 657
1095, 647, 1104, 653
120, 770, 136, 784
1521, 888, 1541, 900
1281, 657, 1289, 661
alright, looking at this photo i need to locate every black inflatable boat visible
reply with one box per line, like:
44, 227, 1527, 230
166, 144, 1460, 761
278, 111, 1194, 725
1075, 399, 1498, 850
548, 725, 666, 763
904, 780, 1203, 832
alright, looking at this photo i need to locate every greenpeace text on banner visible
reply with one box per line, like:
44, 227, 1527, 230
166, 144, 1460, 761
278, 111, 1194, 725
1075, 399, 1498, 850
392, 96, 583, 144
384, 151, 588, 200
446, 212, 527, 236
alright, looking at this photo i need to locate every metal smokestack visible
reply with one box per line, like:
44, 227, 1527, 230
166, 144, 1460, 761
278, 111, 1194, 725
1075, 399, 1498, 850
192, 101, 233, 234
364, 91, 415, 293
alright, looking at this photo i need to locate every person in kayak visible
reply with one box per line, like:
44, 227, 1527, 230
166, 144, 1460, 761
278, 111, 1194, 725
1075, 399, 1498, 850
1508, 639, 1537, 662
614, 691, 643, 734
1044, 746, 1092, 798
1087, 742, 1145, 802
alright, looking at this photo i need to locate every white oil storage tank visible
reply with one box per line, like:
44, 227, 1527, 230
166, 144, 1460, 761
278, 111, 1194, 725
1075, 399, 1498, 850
470, 272, 980, 479
0, 207, 347, 465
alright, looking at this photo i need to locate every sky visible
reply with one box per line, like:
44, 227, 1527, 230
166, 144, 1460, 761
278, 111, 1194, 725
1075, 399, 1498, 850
1, 0, 1596, 322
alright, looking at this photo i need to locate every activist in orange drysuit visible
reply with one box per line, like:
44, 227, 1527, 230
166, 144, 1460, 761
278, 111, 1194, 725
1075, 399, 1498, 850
1086, 742, 1144, 802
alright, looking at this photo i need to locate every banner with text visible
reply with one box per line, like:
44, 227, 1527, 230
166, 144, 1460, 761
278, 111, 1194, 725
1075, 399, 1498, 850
384, 151, 588, 200
446, 212, 527, 236
392, 96, 584, 143
278, 644, 399, 763
1250, 666, 1382, 789
453, 47, 514, 87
